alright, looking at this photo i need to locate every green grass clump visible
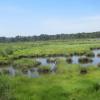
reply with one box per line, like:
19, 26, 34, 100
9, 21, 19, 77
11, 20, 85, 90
13, 58, 41, 71
66, 57, 72, 64
0, 56, 10, 65
97, 63, 100, 67
85, 52, 95, 57
78, 57, 93, 64
80, 67, 88, 75
38, 65, 51, 73
47, 58, 56, 63
2, 69, 10, 75
0, 76, 13, 100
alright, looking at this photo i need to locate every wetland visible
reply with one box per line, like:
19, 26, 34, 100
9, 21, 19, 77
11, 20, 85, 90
1, 39, 100, 100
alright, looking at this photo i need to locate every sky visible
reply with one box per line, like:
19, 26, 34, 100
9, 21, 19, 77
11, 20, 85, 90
0, 0, 100, 37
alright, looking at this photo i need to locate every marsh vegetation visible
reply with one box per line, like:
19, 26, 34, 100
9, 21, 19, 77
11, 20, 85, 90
0, 39, 100, 100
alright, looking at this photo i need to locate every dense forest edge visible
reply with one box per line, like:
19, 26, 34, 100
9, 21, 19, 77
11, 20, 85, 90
0, 31, 100, 42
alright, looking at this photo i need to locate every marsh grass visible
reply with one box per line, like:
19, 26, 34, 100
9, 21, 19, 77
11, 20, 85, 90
80, 67, 88, 75
78, 57, 93, 64
13, 58, 41, 71
2, 69, 10, 75
0, 39, 100, 99
0, 60, 100, 100
66, 57, 72, 64
0, 56, 11, 65
85, 52, 95, 57
97, 63, 100, 67
38, 65, 51, 73
47, 58, 56, 63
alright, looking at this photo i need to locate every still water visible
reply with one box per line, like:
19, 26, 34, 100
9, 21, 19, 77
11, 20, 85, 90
0, 49, 100, 77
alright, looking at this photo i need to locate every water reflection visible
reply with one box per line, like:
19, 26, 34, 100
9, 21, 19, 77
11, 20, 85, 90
27, 70, 39, 78
0, 49, 100, 77
72, 50, 100, 66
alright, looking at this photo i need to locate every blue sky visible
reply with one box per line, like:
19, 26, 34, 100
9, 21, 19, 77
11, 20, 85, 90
0, 0, 100, 37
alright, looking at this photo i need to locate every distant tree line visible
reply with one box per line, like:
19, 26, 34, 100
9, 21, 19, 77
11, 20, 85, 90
0, 31, 100, 42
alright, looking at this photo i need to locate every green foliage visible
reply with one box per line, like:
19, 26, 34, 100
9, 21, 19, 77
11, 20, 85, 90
0, 39, 100, 60
0, 56, 10, 65
97, 63, 100, 67
0, 39, 99, 99
85, 52, 95, 57
38, 65, 51, 73
0, 76, 13, 100
0, 47, 13, 57
0, 31, 100, 42
78, 57, 93, 64
13, 58, 40, 70
66, 57, 72, 64
80, 67, 88, 75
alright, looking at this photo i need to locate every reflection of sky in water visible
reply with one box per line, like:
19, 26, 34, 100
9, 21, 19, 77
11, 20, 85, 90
72, 50, 100, 66
93, 50, 100, 56
1, 49, 100, 77
72, 56, 79, 64
27, 70, 39, 78
36, 58, 48, 66
8, 66, 16, 76
36, 58, 56, 70
0, 58, 57, 78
